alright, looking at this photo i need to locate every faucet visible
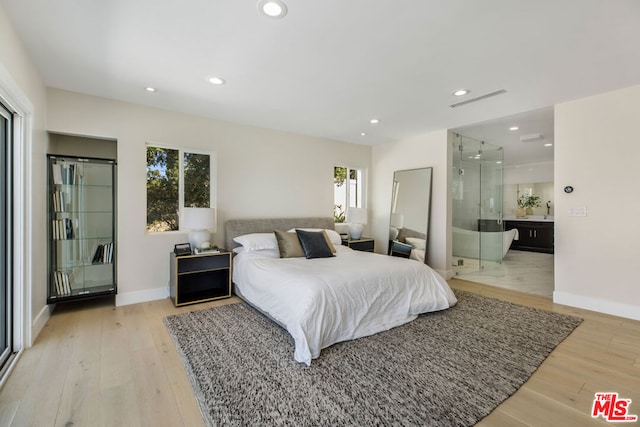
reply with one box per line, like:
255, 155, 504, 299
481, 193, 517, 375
546, 201, 551, 215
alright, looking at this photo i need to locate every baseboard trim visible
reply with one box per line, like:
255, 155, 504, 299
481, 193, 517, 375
31, 304, 54, 344
553, 291, 640, 321
116, 287, 169, 307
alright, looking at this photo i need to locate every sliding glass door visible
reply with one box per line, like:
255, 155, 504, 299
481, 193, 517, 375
0, 100, 13, 370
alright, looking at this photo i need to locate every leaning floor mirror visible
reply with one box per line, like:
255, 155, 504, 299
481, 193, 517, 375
388, 167, 433, 264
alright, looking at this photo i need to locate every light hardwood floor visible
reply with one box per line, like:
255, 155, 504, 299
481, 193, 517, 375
0, 281, 638, 426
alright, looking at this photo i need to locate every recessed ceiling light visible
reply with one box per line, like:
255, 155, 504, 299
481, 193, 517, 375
360, 132, 367, 136
453, 89, 469, 97
208, 77, 225, 85
369, 118, 380, 124
258, 0, 288, 18
509, 126, 519, 131
496, 161, 502, 164
145, 87, 156, 92
544, 143, 553, 147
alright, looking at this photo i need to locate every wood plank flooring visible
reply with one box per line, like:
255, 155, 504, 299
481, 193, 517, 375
0, 281, 638, 426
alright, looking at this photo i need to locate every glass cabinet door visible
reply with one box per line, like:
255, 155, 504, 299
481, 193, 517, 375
48, 155, 116, 302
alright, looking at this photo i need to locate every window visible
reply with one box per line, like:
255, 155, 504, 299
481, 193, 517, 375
146, 145, 215, 232
0, 100, 13, 370
333, 166, 364, 222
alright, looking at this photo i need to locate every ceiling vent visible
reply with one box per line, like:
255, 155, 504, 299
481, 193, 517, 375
519, 133, 544, 142
449, 89, 507, 108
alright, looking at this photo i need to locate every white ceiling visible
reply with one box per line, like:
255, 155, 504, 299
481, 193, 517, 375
2, 0, 640, 163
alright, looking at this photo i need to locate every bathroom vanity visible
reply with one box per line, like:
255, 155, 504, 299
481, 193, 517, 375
504, 217, 554, 254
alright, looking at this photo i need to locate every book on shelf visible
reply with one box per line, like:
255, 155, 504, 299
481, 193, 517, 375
53, 271, 72, 296
194, 247, 221, 254
52, 163, 77, 185
52, 164, 63, 185
92, 242, 114, 264
52, 190, 66, 212
52, 218, 76, 240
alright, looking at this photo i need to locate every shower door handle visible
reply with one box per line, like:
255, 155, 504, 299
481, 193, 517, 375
497, 211, 502, 225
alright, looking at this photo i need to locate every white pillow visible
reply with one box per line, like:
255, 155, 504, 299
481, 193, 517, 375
287, 228, 342, 246
405, 237, 426, 250
233, 232, 278, 252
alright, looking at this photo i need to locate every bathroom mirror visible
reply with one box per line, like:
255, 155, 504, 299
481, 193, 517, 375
388, 167, 432, 263
503, 182, 554, 218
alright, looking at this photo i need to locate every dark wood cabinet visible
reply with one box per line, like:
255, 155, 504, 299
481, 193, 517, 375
170, 251, 232, 306
341, 237, 375, 252
505, 221, 554, 254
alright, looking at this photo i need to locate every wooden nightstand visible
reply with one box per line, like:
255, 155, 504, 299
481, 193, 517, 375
341, 237, 375, 252
169, 251, 232, 306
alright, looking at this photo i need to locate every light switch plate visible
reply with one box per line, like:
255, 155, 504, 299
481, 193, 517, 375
569, 207, 587, 217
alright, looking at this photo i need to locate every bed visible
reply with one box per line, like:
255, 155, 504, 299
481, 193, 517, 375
226, 217, 457, 366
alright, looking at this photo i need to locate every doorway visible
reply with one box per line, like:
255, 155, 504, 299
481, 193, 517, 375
451, 133, 504, 275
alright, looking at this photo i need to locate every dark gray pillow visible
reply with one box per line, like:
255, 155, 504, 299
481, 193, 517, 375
295, 229, 334, 259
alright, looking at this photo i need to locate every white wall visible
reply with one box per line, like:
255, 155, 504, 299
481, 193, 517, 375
0, 5, 49, 344
371, 130, 451, 278
46, 88, 371, 305
503, 161, 554, 185
554, 84, 640, 321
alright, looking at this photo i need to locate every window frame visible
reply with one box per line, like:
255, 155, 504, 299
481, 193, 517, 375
145, 143, 217, 234
334, 165, 367, 221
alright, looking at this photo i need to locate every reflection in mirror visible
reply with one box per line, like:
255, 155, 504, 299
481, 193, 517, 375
388, 167, 432, 264
503, 182, 554, 219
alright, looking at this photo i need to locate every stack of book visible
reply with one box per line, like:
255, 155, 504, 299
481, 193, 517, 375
52, 218, 75, 240
92, 242, 114, 264
53, 271, 72, 296
52, 190, 67, 212
51, 162, 78, 185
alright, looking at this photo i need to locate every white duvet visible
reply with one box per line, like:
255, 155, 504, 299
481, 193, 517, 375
233, 246, 457, 366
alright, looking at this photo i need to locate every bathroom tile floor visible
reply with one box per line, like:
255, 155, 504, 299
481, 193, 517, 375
453, 249, 554, 297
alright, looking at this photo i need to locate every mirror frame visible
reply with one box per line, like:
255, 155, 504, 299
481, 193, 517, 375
388, 167, 432, 264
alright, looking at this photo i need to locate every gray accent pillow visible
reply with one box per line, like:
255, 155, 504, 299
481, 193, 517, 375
295, 229, 334, 259
274, 230, 305, 258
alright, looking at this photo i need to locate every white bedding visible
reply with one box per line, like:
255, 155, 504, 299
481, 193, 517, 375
233, 245, 457, 366
410, 248, 426, 263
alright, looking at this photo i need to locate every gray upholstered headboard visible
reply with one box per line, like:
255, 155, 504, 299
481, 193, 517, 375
225, 217, 335, 251
397, 227, 426, 243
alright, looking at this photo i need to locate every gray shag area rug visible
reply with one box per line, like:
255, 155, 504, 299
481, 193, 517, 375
164, 290, 581, 427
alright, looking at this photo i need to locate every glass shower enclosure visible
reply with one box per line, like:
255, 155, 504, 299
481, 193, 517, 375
451, 133, 504, 275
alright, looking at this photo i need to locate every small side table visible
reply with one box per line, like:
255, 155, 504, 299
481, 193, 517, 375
389, 240, 412, 258
169, 251, 232, 306
341, 237, 375, 253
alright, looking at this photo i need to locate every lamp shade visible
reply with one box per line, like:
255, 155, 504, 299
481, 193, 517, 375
182, 208, 215, 231
390, 213, 404, 229
182, 208, 216, 249
347, 207, 368, 225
